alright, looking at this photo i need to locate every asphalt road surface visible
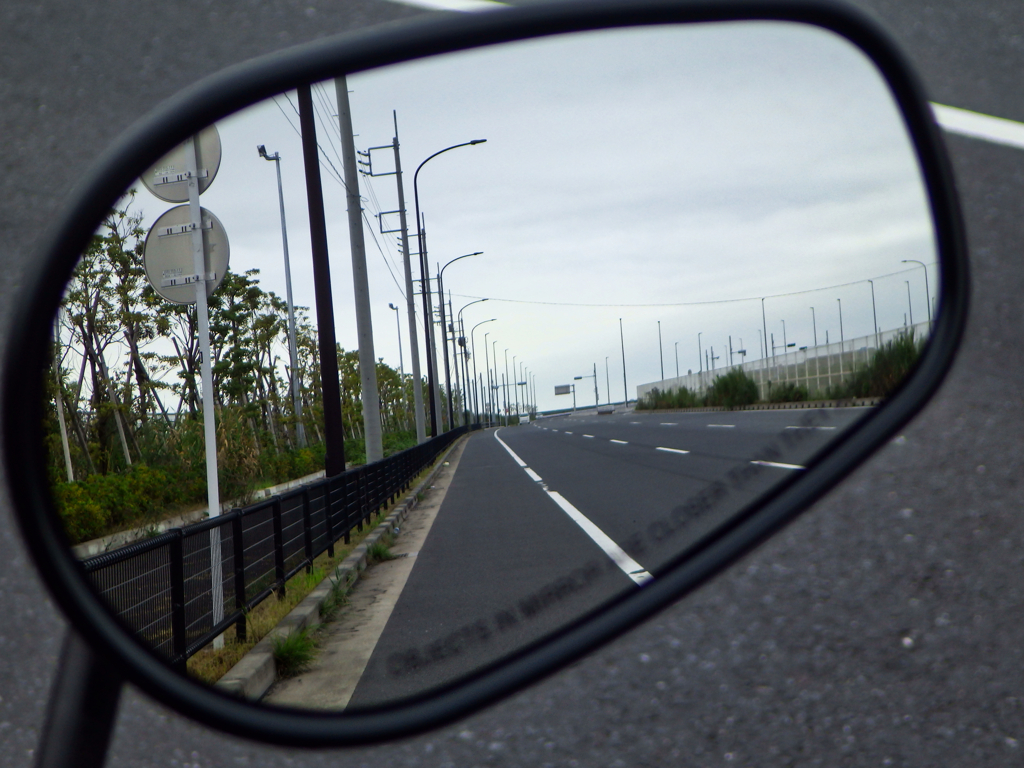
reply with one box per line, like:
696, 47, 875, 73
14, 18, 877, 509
349, 408, 867, 708
7, 1, 1024, 767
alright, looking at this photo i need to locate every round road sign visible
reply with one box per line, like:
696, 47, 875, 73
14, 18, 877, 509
140, 126, 222, 203
143, 205, 230, 304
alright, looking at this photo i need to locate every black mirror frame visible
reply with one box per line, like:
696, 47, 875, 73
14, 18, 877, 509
3, 0, 968, 748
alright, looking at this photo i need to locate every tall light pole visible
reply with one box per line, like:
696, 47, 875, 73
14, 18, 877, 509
674, 341, 679, 379
658, 320, 664, 380
257, 145, 305, 448
810, 307, 817, 347
512, 354, 519, 417
902, 259, 932, 331
605, 356, 611, 406
698, 332, 703, 372
470, 318, 495, 423
413, 139, 487, 436
761, 297, 769, 360
437, 251, 482, 429
837, 297, 844, 343
619, 318, 628, 408
458, 298, 488, 421
868, 279, 878, 343
905, 280, 913, 326
504, 348, 511, 426
492, 339, 499, 422
388, 302, 405, 427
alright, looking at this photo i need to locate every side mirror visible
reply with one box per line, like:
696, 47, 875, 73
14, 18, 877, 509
3, 0, 967, 765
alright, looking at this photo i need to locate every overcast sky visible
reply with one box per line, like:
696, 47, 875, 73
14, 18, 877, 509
127, 20, 938, 412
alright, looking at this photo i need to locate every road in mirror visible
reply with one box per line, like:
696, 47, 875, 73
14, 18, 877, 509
45, 21, 938, 711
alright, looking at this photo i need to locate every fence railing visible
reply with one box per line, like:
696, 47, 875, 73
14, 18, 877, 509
82, 426, 469, 671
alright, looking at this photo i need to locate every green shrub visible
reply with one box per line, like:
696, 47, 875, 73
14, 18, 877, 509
706, 370, 759, 409
272, 627, 316, 677
768, 382, 809, 403
829, 331, 922, 399
638, 386, 703, 410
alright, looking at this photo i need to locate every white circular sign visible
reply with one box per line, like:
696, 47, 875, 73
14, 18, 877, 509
140, 126, 222, 203
143, 205, 230, 305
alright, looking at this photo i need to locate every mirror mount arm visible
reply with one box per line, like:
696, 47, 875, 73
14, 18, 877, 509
36, 630, 123, 768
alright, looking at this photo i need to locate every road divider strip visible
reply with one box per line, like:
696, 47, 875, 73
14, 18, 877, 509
494, 430, 653, 586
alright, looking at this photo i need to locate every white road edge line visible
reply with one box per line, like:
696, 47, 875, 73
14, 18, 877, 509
494, 430, 653, 586
385, 0, 506, 12
751, 460, 806, 470
656, 447, 690, 455
932, 103, 1024, 150
610, 439, 628, 444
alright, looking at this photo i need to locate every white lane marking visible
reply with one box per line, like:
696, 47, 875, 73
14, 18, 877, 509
551, 429, 559, 432
707, 424, 735, 428
610, 439, 628, 444
659, 422, 677, 426
656, 447, 690, 455
583, 434, 595, 438
933, 103, 1024, 150
630, 421, 641, 424
784, 426, 837, 430
493, 431, 653, 586
564, 431, 573, 434
751, 460, 806, 470
386, 0, 506, 11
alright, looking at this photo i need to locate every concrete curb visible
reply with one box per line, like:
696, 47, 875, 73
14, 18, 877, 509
639, 398, 881, 414
215, 438, 465, 701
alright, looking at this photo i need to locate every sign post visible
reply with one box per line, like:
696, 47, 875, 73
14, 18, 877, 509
142, 129, 229, 649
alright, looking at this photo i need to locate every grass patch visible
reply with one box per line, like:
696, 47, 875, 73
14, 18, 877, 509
367, 533, 398, 565
184, 453, 446, 686
272, 627, 316, 677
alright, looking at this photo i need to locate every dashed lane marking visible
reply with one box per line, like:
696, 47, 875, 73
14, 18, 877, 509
751, 460, 805, 470
656, 447, 690, 455
493, 430, 653, 586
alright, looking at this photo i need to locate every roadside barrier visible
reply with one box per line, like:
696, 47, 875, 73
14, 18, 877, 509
82, 427, 469, 671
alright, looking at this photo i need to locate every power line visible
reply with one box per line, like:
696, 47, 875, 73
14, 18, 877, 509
451, 264, 937, 309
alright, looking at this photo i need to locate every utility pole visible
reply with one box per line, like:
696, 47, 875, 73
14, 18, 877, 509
810, 306, 817, 347
605, 356, 611, 407
658, 320, 664, 380
257, 145, 306, 448
365, 114, 428, 443
297, 85, 345, 476
334, 76, 383, 462
619, 318, 628, 408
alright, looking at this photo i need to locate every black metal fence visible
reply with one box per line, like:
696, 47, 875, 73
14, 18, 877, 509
82, 427, 469, 671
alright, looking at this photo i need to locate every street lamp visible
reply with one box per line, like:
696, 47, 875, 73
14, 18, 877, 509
810, 307, 817, 347
388, 302, 405, 426
437, 251, 482, 428
470, 319, 495, 424
413, 139, 487, 436
458, 298, 488, 423
674, 341, 679, 379
658, 320, 664, 380
257, 145, 305, 448
902, 259, 932, 331
905, 280, 913, 326
868, 279, 879, 343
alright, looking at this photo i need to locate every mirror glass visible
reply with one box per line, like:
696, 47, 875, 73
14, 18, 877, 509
44, 21, 939, 711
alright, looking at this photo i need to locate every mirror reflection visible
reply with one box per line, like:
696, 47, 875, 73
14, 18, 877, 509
44, 21, 938, 711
